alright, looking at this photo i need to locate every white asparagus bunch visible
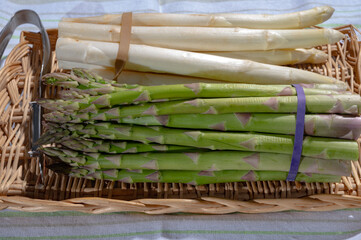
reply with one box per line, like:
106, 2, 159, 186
61, 6, 334, 29
59, 22, 344, 51
56, 38, 340, 85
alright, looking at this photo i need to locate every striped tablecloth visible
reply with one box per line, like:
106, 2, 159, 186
1, 0, 361, 239
1, 208, 361, 239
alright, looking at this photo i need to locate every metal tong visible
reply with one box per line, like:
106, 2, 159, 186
0, 10, 51, 180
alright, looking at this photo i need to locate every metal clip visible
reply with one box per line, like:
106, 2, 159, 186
0, 10, 51, 181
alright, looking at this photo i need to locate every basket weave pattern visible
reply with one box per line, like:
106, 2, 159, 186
1, 26, 361, 214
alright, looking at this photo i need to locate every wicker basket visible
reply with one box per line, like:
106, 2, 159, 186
1, 26, 361, 214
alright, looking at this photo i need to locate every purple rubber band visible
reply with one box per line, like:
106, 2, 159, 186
286, 84, 306, 181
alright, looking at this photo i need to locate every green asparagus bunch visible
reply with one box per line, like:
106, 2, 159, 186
39, 69, 358, 185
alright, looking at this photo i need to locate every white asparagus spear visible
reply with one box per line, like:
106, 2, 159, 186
56, 38, 341, 85
59, 47, 327, 68
202, 48, 328, 65
61, 6, 334, 29
57, 60, 102, 70
59, 22, 344, 51
56, 61, 349, 89
58, 60, 230, 84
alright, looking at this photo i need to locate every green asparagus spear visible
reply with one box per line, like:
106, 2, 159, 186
44, 72, 347, 99
56, 137, 197, 153
44, 112, 361, 140
42, 146, 351, 176
48, 123, 359, 160
58, 166, 342, 184
46, 69, 350, 91
116, 114, 361, 140
41, 94, 361, 125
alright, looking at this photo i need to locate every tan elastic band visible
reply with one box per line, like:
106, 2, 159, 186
113, 12, 133, 80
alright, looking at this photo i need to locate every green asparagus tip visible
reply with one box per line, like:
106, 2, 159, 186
42, 72, 69, 82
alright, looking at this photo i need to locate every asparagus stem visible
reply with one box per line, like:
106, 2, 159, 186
71, 68, 116, 84
56, 66, 350, 90
38, 127, 198, 153
49, 123, 359, 160
40, 95, 361, 122
43, 73, 348, 103
60, 167, 342, 184
42, 146, 351, 176
44, 111, 361, 140
58, 22, 343, 51
61, 6, 334, 29
50, 135, 197, 153
117, 114, 361, 140
202, 48, 328, 65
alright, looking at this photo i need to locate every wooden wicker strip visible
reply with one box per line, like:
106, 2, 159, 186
1, 194, 361, 214
0, 25, 361, 214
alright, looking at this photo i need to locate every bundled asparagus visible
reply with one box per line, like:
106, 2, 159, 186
43, 7, 358, 185
56, 6, 345, 85
62, 6, 334, 29
40, 74, 359, 183
42, 147, 351, 176
39, 72, 359, 139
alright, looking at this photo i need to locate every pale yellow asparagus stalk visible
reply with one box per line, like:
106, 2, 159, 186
58, 47, 327, 66
61, 6, 334, 29
202, 48, 328, 65
58, 22, 343, 51
56, 38, 342, 85
58, 63, 347, 89
57, 61, 227, 84
57, 60, 104, 71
